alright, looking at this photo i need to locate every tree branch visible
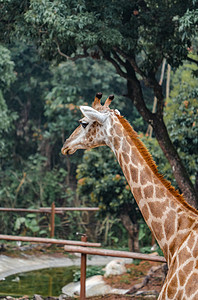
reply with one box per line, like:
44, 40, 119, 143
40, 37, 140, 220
113, 47, 165, 119
125, 62, 153, 123
148, 72, 164, 117
55, 40, 89, 61
112, 50, 126, 68
186, 56, 198, 66
114, 47, 163, 89
101, 50, 129, 80
114, 47, 146, 79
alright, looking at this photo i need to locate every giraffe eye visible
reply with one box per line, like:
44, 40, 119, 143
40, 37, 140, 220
80, 121, 89, 129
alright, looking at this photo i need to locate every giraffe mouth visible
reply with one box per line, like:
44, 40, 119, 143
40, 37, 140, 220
61, 147, 70, 155
61, 146, 76, 155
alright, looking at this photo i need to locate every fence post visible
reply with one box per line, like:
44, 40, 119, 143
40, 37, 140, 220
50, 202, 55, 238
80, 234, 87, 300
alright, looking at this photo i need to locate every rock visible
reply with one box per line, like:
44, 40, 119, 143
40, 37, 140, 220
150, 244, 158, 251
58, 295, 68, 300
135, 290, 158, 298
62, 275, 128, 297
127, 264, 166, 297
103, 259, 127, 277
33, 295, 43, 300
0, 243, 7, 252
11, 276, 20, 282
62, 258, 130, 297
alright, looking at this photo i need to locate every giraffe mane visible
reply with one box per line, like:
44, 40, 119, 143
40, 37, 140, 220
116, 114, 198, 215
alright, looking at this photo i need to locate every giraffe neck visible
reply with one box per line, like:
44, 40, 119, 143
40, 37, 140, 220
107, 114, 197, 265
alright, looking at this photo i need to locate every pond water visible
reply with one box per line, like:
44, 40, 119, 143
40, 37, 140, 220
0, 266, 78, 297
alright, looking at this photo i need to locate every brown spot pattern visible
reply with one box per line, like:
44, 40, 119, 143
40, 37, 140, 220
167, 275, 178, 299
178, 269, 186, 286
126, 135, 133, 145
114, 122, 123, 135
186, 273, 198, 297
140, 167, 152, 185
109, 128, 114, 136
118, 153, 123, 169
183, 261, 194, 275
193, 243, 198, 258
123, 153, 130, 164
144, 185, 153, 199
169, 232, 187, 257
132, 187, 143, 201
164, 210, 176, 240
122, 140, 130, 153
163, 243, 168, 260
131, 148, 139, 165
124, 165, 130, 182
113, 137, 121, 150
178, 215, 194, 231
151, 220, 164, 241
141, 205, 149, 220
130, 166, 138, 183
178, 247, 192, 266
175, 290, 185, 299
156, 186, 165, 198
149, 201, 166, 218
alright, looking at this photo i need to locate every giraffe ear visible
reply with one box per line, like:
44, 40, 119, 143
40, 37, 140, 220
80, 106, 109, 124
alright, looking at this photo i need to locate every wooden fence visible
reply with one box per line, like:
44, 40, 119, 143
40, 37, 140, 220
0, 206, 166, 299
0, 234, 166, 300
0, 203, 99, 237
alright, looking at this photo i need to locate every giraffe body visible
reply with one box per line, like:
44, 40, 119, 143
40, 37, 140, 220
62, 94, 198, 299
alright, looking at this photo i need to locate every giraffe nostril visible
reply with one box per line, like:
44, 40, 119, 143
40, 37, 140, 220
61, 140, 68, 155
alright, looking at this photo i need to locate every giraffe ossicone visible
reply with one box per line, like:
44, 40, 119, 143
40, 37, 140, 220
62, 93, 198, 300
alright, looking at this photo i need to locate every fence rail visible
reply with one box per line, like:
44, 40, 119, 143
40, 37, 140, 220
0, 203, 99, 237
0, 207, 166, 299
64, 245, 166, 263
0, 233, 166, 300
0, 234, 101, 247
0, 207, 99, 213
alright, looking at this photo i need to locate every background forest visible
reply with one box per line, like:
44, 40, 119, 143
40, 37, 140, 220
0, 0, 197, 253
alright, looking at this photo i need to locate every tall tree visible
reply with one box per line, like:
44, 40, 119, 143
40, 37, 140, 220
0, 45, 17, 158
1, 0, 197, 206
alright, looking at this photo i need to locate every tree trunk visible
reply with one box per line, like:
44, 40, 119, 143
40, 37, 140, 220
120, 213, 140, 252
152, 116, 198, 208
125, 67, 198, 208
104, 54, 197, 208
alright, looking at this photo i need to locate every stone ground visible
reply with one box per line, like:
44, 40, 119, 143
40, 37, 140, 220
0, 243, 166, 300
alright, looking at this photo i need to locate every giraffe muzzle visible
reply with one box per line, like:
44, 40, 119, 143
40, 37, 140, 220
61, 143, 76, 155
61, 140, 70, 155
61, 146, 68, 155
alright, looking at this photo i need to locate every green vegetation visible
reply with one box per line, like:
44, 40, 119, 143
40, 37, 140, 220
0, 1, 197, 251
73, 266, 105, 282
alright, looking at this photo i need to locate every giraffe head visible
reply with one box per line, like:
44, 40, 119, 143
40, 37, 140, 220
61, 93, 117, 155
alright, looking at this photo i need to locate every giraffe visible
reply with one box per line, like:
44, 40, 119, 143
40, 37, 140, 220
61, 93, 198, 299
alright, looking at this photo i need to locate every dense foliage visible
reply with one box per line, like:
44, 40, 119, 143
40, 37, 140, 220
0, 0, 197, 248
1, 0, 196, 205
165, 58, 198, 187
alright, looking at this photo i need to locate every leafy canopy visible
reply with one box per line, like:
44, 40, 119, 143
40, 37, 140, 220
165, 57, 198, 184
3, 0, 194, 70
